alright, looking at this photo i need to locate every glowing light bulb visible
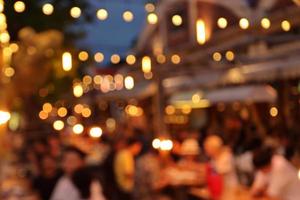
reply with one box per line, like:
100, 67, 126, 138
270, 107, 278, 117
73, 124, 84, 134
70, 7, 81, 18
281, 20, 291, 32
78, 51, 89, 61
172, 15, 182, 26
124, 76, 134, 90
62, 52, 72, 71
43, 103, 53, 113
73, 84, 83, 98
196, 19, 206, 45
142, 56, 151, 73
123, 11, 134, 22
147, 13, 158, 25
42, 3, 54, 15
217, 17, 228, 29
57, 107, 68, 117
111, 54, 121, 64
53, 120, 64, 131
94, 52, 104, 63
171, 54, 181, 64
89, 127, 103, 138
126, 54, 136, 65
97, 9, 108, 21
145, 3, 155, 12
239, 18, 249, 29
225, 51, 235, 61
14, 1, 26, 13
261, 18, 271, 29
213, 52, 222, 62
152, 138, 161, 149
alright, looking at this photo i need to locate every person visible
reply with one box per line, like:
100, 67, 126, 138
50, 146, 86, 200
114, 137, 142, 200
33, 154, 62, 200
204, 135, 238, 199
251, 147, 300, 200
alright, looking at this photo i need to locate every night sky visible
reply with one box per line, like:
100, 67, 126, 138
75, 0, 148, 66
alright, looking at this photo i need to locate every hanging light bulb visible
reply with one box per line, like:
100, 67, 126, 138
123, 10, 134, 22
62, 52, 72, 71
239, 18, 249, 29
89, 127, 103, 138
217, 17, 228, 29
73, 84, 83, 98
126, 54, 136, 65
172, 15, 183, 26
97, 9, 108, 21
70, 7, 81, 18
42, 3, 54, 15
142, 56, 151, 73
147, 13, 158, 24
261, 18, 271, 29
196, 19, 206, 45
14, 1, 26, 13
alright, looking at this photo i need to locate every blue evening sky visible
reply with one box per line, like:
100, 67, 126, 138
75, 0, 149, 66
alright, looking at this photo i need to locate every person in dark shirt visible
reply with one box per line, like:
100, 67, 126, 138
33, 154, 62, 200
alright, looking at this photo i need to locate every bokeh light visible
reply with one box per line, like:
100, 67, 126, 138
70, 7, 81, 18
73, 124, 84, 134
217, 17, 228, 29
147, 13, 158, 25
97, 9, 108, 21
172, 15, 183, 26
89, 127, 103, 138
53, 120, 64, 131
14, 1, 26, 13
42, 3, 54, 15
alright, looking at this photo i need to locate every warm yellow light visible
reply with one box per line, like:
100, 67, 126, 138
213, 52, 222, 62
0, 32, 10, 43
261, 18, 271, 29
152, 138, 161, 149
217, 17, 228, 29
0, 111, 11, 125
97, 9, 108, 21
124, 76, 134, 90
94, 52, 104, 63
160, 139, 173, 151
165, 105, 175, 115
62, 52, 72, 71
239, 18, 249, 29
144, 72, 153, 80
182, 105, 192, 114
43, 103, 53, 113
83, 75, 92, 85
106, 118, 116, 132
39, 111, 48, 120
281, 20, 291, 32
196, 19, 206, 45
73, 84, 83, 98
82, 108, 92, 118
9, 43, 19, 53
157, 54, 166, 64
89, 127, 103, 138
126, 54, 136, 65
123, 11, 134, 22
142, 56, 151, 73
172, 15, 183, 26
73, 124, 84, 134
192, 93, 201, 103
57, 107, 68, 117
4, 67, 15, 77
74, 104, 84, 114
14, 1, 26, 13
94, 75, 103, 84
53, 120, 64, 131
270, 107, 278, 117
67, 116, 77, 126
70, 7, 81, 18
298, 169, 300, 180
111, 54, 121, 64
0, 3, 3, 13
78, 51, 89, 61
145, 3, 155, 12
147, 13, 158, 25
225, 51, 235, 61
171, 54, 181, 64
42, 3, 54, 15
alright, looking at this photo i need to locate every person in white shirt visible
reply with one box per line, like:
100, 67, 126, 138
251, 147, 300, 200
50, 146, 86, 200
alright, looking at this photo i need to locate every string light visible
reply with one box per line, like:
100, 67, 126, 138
196, 19, 206, 45
152, 138, 161, 149
261, 18, 271, 29
82, 107, 92, 118
4, 67, 15, 77
239, 18, 249, 29
83, 75, 92, 85
74, 104, 84, 114
124, 76, 134, 90
73, 124, 84, 134
94, 75, 103, 85
217, 17, 228, 29
172, 15, 182, 26
43, 103, 53, 113
62, 52, 72, 71
53, 120, 64, 131
142, 56, 151, 73
126, 54, 136, 65
156, 54, 166, 64
0, 31, 10, 43
39, 111, 48, 120
97, 9, 108, 21
270, 107, 278, 117
225, 51, 235, 61
42, 3, 54, 15
147, 13, 158, 25
57, 107, 68, 117
165, 105, 176, 115
111, 54, 121, 64
145, 3, 155, 13
78, 51, 89, 61
89, 127, 103, 138
213, 52, 222, 62
171, 54, 181, 64
281, 20, 291, 32
94, 52, 104, 63
73, 84, 83, 98
14, 1, 26, 13
70, 7, 81, 18
123, 10, 134, 22
192, 93, 201, 103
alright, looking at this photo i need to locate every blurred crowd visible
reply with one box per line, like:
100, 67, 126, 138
1, 120, 300, 200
